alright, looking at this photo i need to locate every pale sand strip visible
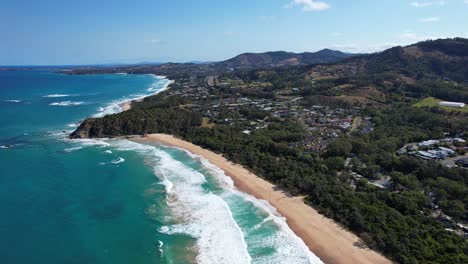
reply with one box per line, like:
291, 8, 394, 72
119, 101, 132, 111
117, 77, 174, 113
134, 134, 392, 264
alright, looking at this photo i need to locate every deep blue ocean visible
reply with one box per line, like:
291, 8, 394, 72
0, 70, 322, 264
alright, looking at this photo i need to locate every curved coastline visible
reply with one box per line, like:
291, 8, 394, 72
71, 74, 391, 264
118, 74, 174, 112
132, 134, 392, 264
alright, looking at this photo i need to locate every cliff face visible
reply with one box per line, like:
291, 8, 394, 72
69, 119, 105, 139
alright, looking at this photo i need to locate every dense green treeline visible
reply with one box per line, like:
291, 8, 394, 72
70, 104, 202, 138
71, 93, 468, 263
69, 38, 468, 263
180, 110, 468, 263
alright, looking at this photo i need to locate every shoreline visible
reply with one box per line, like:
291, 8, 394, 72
134, 134, 392, 264
117, 74, 174, 112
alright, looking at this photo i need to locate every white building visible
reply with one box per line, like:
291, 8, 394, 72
418, 140, 440, 147
438, 101, 466, 108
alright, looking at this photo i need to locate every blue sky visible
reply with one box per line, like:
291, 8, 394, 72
1, 0, 468, 65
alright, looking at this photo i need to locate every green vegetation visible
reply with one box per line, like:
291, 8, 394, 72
413, 97, 444, 107
70, 38, 468, 263
72, 94, 468, 263
201, 117, 215, 128
70, 96, 202, 138
188, 108, 468, 264
414, 97, 468, 113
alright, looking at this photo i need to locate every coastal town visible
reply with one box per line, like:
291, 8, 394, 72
166, 74, 374, 153
4, 1, 468, 263
158, 72, 468, 239
64, 38, 468, 264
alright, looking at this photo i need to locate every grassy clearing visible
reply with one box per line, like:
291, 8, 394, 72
201, 117, 215, 128
413, 97, 468, 113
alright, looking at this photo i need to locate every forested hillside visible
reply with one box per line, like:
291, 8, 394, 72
70, 38, 468, 263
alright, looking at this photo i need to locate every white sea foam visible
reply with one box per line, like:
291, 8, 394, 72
49, 101, 85, 106
48, 129, 74, 138
64, 146, 83, 153
43, 94, 77, 98
157, 240, 164, 255
91, 75, 172, 118
176, 149, 324, 264
111, 157, 125, 164
93, 103, 124, 118
104, 150, 113, 154
111, 140, 252, 264
4, 99, 22, 103
154, 169, 174, 194
72, 138, 111, 147
67, 123, 79, 128
68, 138, 322, 263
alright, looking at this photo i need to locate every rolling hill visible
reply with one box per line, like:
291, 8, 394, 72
218, 49, 355, 69
305, 38, 468, 103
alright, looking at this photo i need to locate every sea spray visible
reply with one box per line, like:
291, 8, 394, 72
109, 140, 323, 264
180, 148, 324, 264
93, 75, 172, 118
0, 70, 172, 264
111, 140, 252, 264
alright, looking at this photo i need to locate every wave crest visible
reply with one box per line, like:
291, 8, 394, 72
43, 94, 78, 98
49, 101, 85, 106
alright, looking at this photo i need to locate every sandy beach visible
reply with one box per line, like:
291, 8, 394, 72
119, 101, 132, 111
117, 76, 174, 112
133, 134, 392, 264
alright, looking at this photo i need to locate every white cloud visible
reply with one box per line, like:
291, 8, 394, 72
330, 31, 449, 53
331, 43, 358, 50
419, 16, 440, 22
396, 30, 449, 45
410, 1, 446, 7
398, 30, 432, 43
399, 31, 421, 42
285, 0, 330, 12
330, 43, 398, 53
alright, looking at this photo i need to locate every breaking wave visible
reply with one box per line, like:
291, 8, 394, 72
111, 140, 252, 264
63, 146, 83, 153
92, 74, 171, 118
43, 94, 78, 98
49, 101, 85, 106
111, 157, 125, 164
162, 145, 323, 264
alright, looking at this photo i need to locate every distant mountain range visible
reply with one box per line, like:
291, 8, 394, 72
61, 38, 468, 92
61, 49, 358, 75
217, 49, 356, 69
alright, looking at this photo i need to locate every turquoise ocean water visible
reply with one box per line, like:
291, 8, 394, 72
0, 70, 322, 264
